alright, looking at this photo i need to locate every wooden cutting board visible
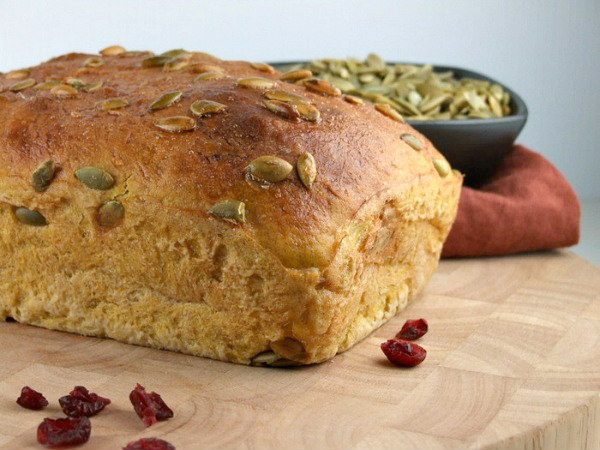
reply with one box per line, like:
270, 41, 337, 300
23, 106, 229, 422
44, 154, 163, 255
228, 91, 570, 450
0, 251, 599, 449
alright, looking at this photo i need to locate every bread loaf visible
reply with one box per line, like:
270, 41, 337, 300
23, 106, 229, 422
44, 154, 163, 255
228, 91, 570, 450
0, 48, 462, 365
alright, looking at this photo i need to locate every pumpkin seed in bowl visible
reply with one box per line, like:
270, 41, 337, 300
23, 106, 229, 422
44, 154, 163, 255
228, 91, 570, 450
277, 54, 512, 121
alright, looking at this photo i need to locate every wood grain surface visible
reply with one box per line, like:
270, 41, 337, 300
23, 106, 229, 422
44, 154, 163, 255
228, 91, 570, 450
0, 251, 598, 449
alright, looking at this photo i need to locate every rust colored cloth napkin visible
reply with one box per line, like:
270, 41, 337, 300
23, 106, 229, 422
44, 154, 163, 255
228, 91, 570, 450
442, 145, 580, 258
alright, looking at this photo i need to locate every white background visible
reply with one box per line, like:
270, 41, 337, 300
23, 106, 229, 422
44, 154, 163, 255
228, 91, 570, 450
1, 0, 599, 202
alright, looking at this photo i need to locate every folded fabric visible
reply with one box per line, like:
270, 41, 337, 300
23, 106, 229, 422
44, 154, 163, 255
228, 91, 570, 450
442, 145, 580, 258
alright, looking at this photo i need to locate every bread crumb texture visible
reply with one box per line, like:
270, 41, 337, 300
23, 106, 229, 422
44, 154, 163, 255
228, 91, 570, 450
0, 49, 462, 365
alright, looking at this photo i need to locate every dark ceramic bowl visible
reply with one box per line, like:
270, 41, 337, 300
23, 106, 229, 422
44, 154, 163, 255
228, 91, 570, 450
270, 61, 528, 186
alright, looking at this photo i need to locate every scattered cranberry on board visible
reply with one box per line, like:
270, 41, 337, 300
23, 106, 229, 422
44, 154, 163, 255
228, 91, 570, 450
37, 416, 91, 448
381, 339, 427, 367
123, 437, 176, 450
59, 385, 111, 417
129, 383, 174, 427
16, 386, 48, 410
396, 318, 428, 340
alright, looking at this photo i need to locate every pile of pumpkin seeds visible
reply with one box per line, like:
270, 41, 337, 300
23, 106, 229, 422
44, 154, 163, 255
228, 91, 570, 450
279, 53, 511, 120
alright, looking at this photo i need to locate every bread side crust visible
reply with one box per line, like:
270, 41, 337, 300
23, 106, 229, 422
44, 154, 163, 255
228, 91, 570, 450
0, 167, 459, 364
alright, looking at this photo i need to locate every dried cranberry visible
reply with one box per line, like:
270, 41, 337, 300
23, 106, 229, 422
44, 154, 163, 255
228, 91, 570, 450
37, 416, 91, 447
59, 385, 111, 417
123, 437, 176, 450
16, 386, 48, 410
129, 384, 174, 427
381, 338, 427, 367
396, 318, 428, 340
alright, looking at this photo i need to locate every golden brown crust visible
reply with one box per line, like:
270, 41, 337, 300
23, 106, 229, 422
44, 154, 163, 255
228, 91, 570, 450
0, 49, 462, 365
0, 51, 453, 268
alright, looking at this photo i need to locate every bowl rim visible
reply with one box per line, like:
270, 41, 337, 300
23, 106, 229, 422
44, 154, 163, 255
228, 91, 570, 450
269, 60, 528, 126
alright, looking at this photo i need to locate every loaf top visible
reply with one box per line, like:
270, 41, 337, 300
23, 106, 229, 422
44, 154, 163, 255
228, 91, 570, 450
0, 49, 460, 269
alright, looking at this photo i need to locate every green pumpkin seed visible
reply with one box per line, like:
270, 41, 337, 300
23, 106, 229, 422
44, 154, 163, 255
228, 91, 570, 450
65, 77, 86, 89
310, 60, 327, 71
100, 45, 126, 56
264, 89, 309, 104
464, 90, 487, 111
394, 98, 421, 116
432, 158, 451, 177
75, 166, 115, 190
9, 78, 36, 92
401, 133, 424, 151
32, 159, 57, 192
262, 99, 300, 121
250, 351, 298, 367
97, 200, 125, 227
15, 207, 47, 226
150, 91, 183, 111
251, 351, 279, 366
296, 102, 320, 122
141, 55, 172, 68
432, 112, 452, 120
328, 65, 350, 78
163, 57, 190, 72
6, 69, 30, 79
82, 81, 103, 92
381, 68, 396, 85
34, 80, 62, 91
155, 116, 196, 132
419, 94, 450, 113
247, 155, 293, 183
194, 71, 227, 82
51, 84, 78, 97
343, 94, 364, 105
366, 53, 385, 68
280, 69, 313, 82
210, 200, 246, 223
297, 152, 317, 188
345, 59, 359, 74
159, 48, 189, 58
237, 77, 277, 90
468, 110, 493, 119
302, 78, 341, 96
488, 95, 503, 117
375, 103, 404, 123
191, 64, 224, 75
263, 90, 320, 122
407, 90, 422, 107
329, 77, 355, 92
251, 62, 275, 74
190, 99, 226, 117
97, 98, 129, 111
83, 57, 104, 68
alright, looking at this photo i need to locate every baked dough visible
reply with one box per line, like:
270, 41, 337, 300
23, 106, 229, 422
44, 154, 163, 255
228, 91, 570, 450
0, 49, 461, 365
